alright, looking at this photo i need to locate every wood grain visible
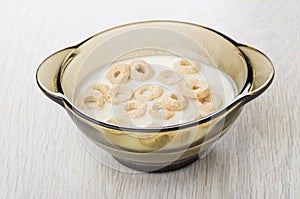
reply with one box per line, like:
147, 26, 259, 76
0, 0, 299, 198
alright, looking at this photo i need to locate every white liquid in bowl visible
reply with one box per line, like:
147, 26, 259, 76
74, 55, 238, 127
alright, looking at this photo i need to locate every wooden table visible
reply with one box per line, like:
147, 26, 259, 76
1, 0, 299, 198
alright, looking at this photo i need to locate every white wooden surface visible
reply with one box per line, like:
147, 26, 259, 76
1, 0, 299, 198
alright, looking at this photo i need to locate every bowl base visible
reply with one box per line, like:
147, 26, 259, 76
112, 155, 199, 173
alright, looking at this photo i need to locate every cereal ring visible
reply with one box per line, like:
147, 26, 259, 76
187, 109, 213, 127
157, 70, 182, 85
139, 133, 173, 149
166, 130, 192, 144
189, 109, 212, 120
129, 60, 154, 81
76, 89, 105, 110
134, 85, 163, 102
173, 59, 201, 74
93, 84, 109, 97
85, 84, 110, 101
123, 100, 147, 119
106, 62, 130, 84
106, 86, 133, 105
106, 117, 117, 124
161, 92, 188, 111
149, 102, 175, 120
106, 117, 132, 127
198, 93, 223, 111
104, 118, 130, 135
180, 78, 210, 99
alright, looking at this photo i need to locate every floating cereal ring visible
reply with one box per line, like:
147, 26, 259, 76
180, 78, 210, 99
106, 86, 133, 105
106, 62, 130, 84
129, 60, 154, 81
157, 70, 182, 85
173, 59, 200, 74
104, 118, 130, 135
76, 89, 105, 110
149, 102, 175, 120
187, 109, 213, 127
134, 85, 163, 102
106, 117, 117, 125
106, 117, 133, 127
198, 93, 223, 111
139, 133, 173, 149
93, 84, 109, 96
123, 100, 147, 119
188, 109, 212, 120
86, 84, 110, 100
161, 92, 188, 111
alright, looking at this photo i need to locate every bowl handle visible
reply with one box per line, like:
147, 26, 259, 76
36, 48, 75, 106
237, 45, 275, 103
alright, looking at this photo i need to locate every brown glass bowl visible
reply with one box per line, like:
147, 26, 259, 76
36, 21, 274, 172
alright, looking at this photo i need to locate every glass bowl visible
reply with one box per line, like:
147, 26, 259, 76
36, 21, 274, 172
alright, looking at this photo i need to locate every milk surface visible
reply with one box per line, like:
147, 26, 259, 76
74, 55, 238, 127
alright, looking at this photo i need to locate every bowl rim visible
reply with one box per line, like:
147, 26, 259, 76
57, 20, 254, 133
